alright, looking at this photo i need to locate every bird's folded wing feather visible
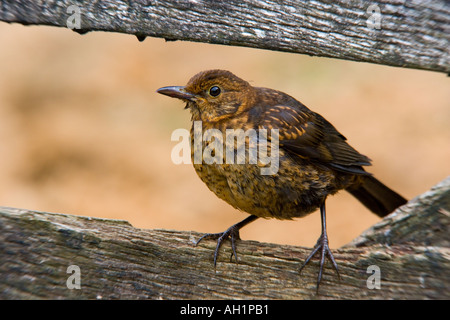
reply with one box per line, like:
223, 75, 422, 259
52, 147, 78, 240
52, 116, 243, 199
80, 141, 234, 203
258, 104, 371, 175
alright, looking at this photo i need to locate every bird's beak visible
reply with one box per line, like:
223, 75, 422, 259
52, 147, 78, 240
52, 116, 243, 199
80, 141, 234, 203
156, 86, 195, 101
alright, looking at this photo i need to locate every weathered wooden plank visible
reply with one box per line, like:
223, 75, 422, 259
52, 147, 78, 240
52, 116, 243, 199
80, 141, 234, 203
1, 176, 449, 299
0, 0, 449, 73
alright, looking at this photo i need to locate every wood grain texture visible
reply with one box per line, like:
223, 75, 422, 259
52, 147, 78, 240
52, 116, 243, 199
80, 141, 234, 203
0, 0, 449, 73
1, 176, 449, 299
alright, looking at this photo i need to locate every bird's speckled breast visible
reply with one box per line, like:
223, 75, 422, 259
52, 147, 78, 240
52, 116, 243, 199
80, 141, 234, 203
189, 119, 352, 220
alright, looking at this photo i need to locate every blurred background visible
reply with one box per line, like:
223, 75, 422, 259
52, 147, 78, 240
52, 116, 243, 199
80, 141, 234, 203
0, 24, 448, 249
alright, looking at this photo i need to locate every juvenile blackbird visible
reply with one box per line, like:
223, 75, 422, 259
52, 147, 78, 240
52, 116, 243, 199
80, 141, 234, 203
157, 69, 407, 292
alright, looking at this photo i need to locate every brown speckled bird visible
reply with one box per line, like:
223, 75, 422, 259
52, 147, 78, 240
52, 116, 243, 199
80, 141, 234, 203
157, 70, 407, 292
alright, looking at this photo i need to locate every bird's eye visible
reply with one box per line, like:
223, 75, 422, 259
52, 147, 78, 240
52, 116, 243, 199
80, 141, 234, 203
209, 86, 221, 97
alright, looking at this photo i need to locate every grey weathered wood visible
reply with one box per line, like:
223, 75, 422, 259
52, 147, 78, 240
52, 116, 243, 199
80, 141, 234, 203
1, 176, 449, 299
0, 0, 449, 73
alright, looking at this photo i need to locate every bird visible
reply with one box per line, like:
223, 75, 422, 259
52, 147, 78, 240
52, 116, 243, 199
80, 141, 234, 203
157, 69, 407, 292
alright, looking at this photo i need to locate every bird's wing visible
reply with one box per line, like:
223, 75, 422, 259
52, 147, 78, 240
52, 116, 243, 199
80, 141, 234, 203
258, 104, 371, 175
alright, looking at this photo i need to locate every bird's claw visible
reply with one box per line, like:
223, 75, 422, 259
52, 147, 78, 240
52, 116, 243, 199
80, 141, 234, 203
299, 233, 340, 294
195, 225, 241, 266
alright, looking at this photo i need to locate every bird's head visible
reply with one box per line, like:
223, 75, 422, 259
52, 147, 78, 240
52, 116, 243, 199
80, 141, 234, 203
157, 70, 256, 122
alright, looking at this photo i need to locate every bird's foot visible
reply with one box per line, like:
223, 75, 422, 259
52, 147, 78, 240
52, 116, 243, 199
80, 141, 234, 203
195, 224, 241, 267
299, 232, 340, 293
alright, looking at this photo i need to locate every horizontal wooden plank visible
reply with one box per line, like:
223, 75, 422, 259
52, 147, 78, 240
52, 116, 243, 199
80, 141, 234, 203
1, 176, 449, 299
0, 0, 449, 73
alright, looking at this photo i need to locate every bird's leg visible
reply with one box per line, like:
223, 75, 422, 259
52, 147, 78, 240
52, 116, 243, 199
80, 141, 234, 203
299, 201, 340, 293
195, 215, 258, 266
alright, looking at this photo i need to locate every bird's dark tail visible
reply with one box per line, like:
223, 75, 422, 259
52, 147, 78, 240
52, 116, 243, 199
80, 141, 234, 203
346, 175, 407, 217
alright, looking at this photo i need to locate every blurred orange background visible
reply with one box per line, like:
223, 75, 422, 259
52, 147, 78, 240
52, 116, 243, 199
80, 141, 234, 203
0, 24, 448, 249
